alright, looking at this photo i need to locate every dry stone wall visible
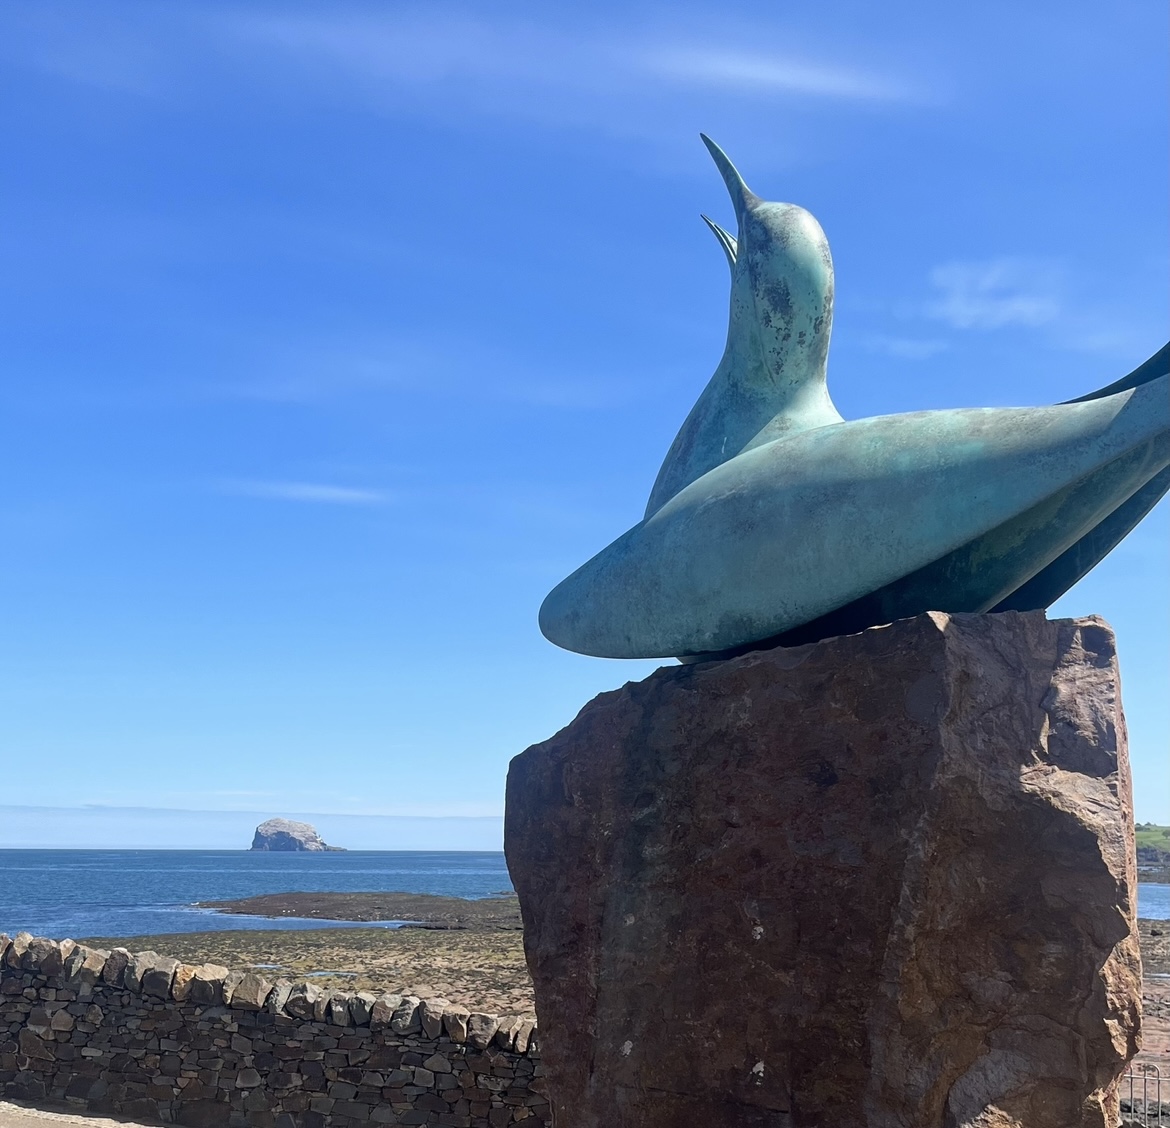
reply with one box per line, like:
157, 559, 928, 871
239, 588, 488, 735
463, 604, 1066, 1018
0, 932, 549, 1127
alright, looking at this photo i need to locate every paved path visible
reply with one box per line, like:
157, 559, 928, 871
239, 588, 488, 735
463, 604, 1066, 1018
0, 1103, 158, 1128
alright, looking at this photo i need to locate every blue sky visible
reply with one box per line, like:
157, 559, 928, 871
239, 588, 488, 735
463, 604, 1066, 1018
1, 0, 1166, 848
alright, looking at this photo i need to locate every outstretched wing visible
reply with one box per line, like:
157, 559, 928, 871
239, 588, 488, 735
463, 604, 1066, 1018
1063, 341, 1169, 404
541, 379, 1170, 658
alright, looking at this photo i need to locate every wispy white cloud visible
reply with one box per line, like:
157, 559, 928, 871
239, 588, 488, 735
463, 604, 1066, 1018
225, 13, 917, 115
864, 334, 949, 360
222, 480, 390, 505
11, 7, 916, 139
207, 329, 639, 410
917, 256, 1160, 361
640, 48, 909, 101
926, 258, 1063, 330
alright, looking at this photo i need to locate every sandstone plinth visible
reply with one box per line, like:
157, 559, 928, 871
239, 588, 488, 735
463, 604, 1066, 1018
505, 611, 1141, 1128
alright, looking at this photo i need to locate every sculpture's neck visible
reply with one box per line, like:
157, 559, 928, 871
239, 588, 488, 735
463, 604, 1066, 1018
723, 266, 835, 411
640, 248, 840, 521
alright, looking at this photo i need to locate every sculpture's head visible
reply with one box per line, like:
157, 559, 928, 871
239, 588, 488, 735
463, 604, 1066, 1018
701, 135, 834, 386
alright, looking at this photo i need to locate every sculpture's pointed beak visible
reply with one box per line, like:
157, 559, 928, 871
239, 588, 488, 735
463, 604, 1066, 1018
701, 214, 738, 271
700, 134, 758, 226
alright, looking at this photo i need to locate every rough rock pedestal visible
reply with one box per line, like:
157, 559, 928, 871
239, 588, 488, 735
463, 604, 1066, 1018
504, 612, 1141, 1128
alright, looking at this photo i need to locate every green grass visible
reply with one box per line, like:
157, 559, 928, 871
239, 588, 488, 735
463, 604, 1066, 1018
1136, 824, 1170, 852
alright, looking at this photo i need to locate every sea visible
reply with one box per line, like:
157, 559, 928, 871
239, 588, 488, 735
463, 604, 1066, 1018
0, 850, 1166, 941
0, 850, 513, 939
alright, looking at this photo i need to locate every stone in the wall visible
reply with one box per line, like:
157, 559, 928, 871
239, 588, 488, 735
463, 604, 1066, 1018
170, 961, 198, 1000
4, 932, 31, 968
369, 992, 403, 1027
140, 955, 179, 998
443, 1005, 471, 1043
421, 1050, 452, 1074
390, 994, 421, 1034
18, 1028, 55, 1061
326, 990, 351, 1025
222, 968, 246, 1005
467, 1012, 500, 1050
349, 991, 376, 1025
283, 981, 320, 1019
418, 996, 448, 1038
63, 945, 109, 995
101, 947, 130, 986
506, 611, 1141, 1128
187, 962, 229, 1004
496, 1015, 533, 1052
37, 940, 73, 978
23, 937, 60, 971
514, 1018, 536, 1054
122, 949, 160, 992
230, 971, 273, 1011
267, 979, 293, 1015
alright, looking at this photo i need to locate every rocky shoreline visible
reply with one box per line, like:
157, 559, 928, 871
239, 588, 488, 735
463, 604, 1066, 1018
77, 925, 533, 1016
1140, 917, 1169, 975
195, 891, 522, 930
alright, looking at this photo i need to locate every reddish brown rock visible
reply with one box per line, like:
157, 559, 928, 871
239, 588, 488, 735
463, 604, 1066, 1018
505, 611, 1141, 1128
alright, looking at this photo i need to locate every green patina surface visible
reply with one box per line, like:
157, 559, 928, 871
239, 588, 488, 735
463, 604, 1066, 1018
540, 137, 1170, 660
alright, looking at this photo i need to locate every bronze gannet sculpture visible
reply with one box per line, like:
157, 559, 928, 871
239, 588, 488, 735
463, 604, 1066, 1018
539, 137, 1170, 661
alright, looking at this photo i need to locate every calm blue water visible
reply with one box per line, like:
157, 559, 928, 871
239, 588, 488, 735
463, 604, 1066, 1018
0, 851, 1164, 941
0, 850, 513, 939
1141, 881, 1170, 918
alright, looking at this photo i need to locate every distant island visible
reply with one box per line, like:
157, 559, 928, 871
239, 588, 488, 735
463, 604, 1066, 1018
250, 818, 345, 852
